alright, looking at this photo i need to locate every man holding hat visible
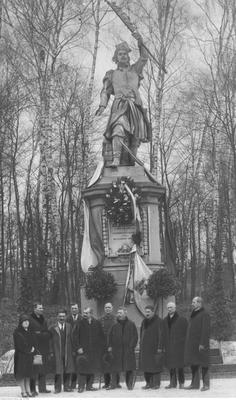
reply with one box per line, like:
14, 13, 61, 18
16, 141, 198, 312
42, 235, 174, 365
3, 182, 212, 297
95, 32, 151, 167
73, 307, 106, 392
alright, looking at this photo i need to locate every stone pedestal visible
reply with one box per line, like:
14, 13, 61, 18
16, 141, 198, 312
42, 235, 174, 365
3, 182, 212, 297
81, 165, 171, 325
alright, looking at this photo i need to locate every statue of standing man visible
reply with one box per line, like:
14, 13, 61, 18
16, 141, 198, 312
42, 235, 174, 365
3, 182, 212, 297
95, 32, 151, 168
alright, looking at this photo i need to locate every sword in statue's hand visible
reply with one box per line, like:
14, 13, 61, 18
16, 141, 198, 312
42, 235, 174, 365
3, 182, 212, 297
104, 0, 167, 74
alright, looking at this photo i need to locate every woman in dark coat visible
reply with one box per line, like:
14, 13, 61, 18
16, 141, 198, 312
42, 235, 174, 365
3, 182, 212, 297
184, 297, 211, 391
139, 305, 163, 389
107, 307, 138, 390
13, 314, 36, 398
162, 302, 188, 388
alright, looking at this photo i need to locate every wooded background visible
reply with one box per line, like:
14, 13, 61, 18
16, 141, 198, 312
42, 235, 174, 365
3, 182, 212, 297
0, 0, 235, 313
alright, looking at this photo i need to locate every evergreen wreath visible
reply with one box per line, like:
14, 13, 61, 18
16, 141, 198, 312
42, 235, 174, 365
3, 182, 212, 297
146, 268, 180, 301
85, 269, 118, 301
105, 176, 141, 225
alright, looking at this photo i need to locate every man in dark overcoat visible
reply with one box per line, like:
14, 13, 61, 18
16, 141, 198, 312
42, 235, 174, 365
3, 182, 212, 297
50, 309, 75, 393
162, 302, 188, 389
66, 303, 81, 389
73, 307, 106, 392
139, 305, 163, 390
99, 302, 120, 389
29, 302, 51, 395
107, 306, 138, 390
184, 297, 210, 391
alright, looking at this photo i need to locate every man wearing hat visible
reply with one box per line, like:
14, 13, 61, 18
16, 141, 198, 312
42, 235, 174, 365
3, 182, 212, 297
95, 32, 151, 167
139, 305, 163, 390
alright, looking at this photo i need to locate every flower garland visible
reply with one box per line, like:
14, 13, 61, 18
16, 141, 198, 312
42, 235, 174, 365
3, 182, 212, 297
105, 176, 141, 225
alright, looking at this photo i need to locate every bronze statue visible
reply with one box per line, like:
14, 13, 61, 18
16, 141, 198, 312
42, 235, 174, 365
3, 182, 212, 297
95, 32, 151, 167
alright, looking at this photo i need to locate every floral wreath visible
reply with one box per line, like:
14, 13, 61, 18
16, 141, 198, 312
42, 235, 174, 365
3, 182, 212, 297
105, 176, 141, 225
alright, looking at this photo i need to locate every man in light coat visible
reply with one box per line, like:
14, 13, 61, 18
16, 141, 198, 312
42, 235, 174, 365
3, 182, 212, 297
50, 309, 74, 393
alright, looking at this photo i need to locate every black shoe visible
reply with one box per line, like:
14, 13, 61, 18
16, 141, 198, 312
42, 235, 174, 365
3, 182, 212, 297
31, 392, 38, 397
142, 384, 151, 389
165, 384, 176, 389
54, 390, 61, 394
116, 384, 122, 388
151, 385, 160, 389
78, 387, 84, 393
102, 384, 109, 389
201, 386, 209, 391
184, 385, 199, 390
39, 389, 51, 393
86, 387, 98, 391
64, 388, 73, 392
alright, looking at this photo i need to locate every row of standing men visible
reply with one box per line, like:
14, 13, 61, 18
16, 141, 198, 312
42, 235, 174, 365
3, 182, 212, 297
13, 296, 210, 397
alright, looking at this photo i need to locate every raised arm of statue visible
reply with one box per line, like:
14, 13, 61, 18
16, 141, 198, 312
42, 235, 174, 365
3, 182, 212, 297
132, 32, 148, 76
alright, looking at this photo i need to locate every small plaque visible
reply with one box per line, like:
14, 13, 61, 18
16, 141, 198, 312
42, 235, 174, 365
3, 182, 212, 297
108, 222, 136, 256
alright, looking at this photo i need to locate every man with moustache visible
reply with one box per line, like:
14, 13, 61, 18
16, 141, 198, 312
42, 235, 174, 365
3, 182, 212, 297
162, 302, 188, 389
107, 306, 138, 390
184, 297, 211, 391
99, 303, 120, 389
139, 305, 163, 390
73, 307, 105, 392
95, 32, 151, 167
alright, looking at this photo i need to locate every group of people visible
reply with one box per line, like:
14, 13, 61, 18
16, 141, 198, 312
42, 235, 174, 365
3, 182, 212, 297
13, 296, 210, 397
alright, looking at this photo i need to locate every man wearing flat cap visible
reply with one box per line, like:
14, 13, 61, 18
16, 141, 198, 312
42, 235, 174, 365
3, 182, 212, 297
96, 32, 151, 167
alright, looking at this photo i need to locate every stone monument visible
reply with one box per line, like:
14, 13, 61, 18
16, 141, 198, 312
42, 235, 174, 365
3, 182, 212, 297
81, 33, 175, 325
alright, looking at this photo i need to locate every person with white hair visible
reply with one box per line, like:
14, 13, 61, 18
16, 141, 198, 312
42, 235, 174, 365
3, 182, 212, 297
184, 297, 211, 391
161, 302, 188, 389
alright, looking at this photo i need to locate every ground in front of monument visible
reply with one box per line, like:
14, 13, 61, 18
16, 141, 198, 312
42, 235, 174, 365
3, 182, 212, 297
0, 379, 234, 399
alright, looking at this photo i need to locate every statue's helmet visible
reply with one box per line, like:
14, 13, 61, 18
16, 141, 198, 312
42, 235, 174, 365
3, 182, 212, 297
112, 41, 131, 63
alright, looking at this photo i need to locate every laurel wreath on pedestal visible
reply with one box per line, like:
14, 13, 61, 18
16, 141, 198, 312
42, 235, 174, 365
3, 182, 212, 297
105, 176, 141, 225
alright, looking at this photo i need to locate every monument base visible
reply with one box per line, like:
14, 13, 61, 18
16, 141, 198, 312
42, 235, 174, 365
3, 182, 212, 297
82, 165, 173, 325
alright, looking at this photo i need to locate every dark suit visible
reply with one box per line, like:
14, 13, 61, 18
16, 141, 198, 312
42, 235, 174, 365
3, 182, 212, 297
184, 308, 210, 388
29, 313, 51, 393
108, 318, 138, 389
66, 314, 81, 388
99, 313, 119, 388
162, 312, 188, 387
73, 317, 106, 390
